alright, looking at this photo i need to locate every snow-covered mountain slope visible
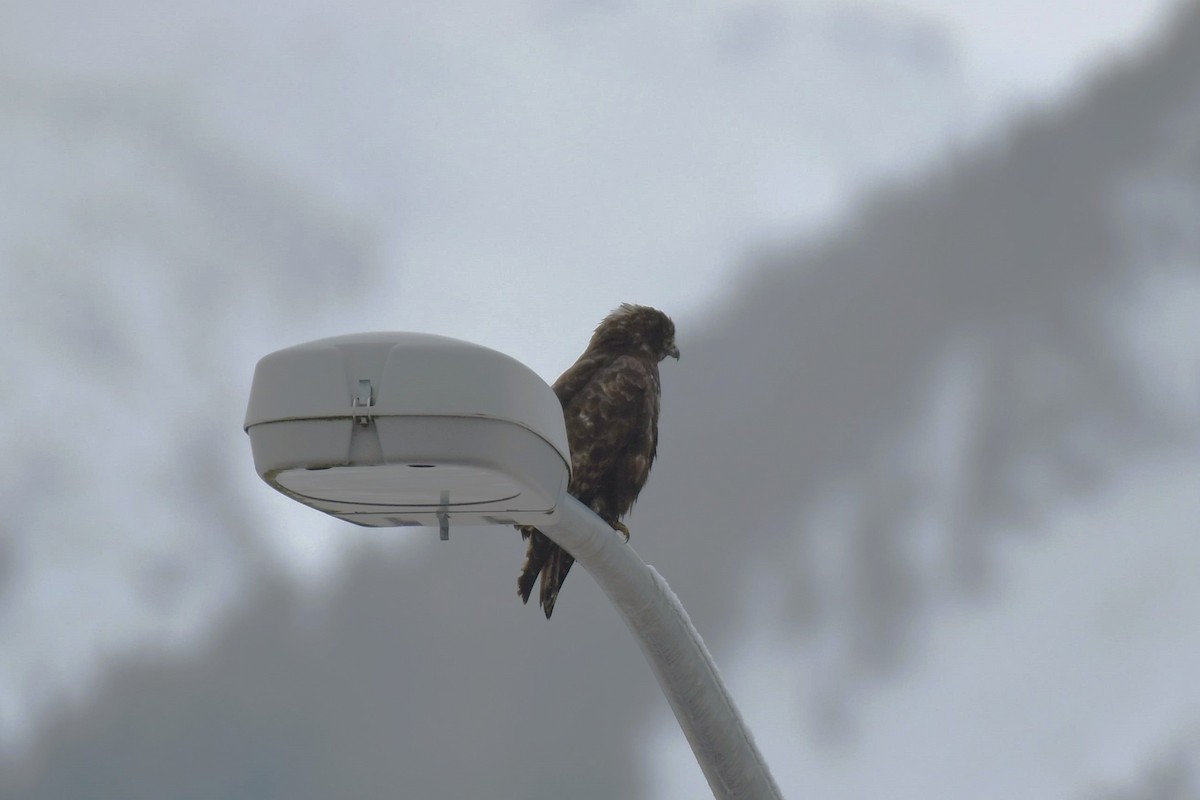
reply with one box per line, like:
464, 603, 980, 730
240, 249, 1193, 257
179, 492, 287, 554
0, 79, 383, 744
2, 2, 1197, 799
0, 2, 981, 751
643, 7, 1200, 796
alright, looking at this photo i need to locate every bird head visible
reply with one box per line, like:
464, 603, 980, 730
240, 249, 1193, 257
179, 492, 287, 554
594, 303, 679, 362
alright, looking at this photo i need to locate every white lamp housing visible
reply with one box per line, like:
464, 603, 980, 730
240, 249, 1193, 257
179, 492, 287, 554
244, 332, 570, 531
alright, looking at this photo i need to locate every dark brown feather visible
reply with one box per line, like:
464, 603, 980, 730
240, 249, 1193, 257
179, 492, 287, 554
517, 304, 677, 617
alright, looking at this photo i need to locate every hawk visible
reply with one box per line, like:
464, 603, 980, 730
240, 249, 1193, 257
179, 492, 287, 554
518, 303, 679, 618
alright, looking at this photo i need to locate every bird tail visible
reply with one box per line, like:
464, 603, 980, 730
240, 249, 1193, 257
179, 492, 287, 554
517, 526, 575, 618
517, 526, 548, 605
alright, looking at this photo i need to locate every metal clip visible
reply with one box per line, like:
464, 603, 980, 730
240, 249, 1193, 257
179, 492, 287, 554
353, 379, 373, 426
437, 490, 450, 541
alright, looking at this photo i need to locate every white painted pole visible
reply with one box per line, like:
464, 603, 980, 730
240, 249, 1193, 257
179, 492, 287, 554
545, 496, 784, 800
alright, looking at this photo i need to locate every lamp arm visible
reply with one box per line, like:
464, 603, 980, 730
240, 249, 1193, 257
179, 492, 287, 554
545, 497, 784, 800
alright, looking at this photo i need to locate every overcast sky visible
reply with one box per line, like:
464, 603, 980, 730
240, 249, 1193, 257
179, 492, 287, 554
1, 3, 1195, 797
1, 3, 1182, 371
881, 0, 1176, 91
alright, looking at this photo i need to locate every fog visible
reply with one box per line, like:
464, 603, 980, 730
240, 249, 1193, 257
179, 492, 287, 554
1, 2, 1196, 798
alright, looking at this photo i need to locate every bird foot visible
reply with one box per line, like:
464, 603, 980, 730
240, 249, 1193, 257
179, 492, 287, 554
611, 521, 630, 542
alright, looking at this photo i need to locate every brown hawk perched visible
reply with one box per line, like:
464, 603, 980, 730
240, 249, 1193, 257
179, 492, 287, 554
518, 303, 679, 618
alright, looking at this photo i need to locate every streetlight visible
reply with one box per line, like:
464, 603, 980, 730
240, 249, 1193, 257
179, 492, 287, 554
244, 332, 782, 800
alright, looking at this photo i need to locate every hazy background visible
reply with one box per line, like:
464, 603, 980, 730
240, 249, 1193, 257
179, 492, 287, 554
2, 1, 1198, 797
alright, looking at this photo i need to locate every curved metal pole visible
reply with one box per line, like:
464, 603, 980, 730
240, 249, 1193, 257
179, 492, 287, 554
544, 496, 784, 800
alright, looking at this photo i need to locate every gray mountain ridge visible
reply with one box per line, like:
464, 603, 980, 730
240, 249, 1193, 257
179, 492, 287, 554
5, 3, 1200, 798
0, 73, 379, 757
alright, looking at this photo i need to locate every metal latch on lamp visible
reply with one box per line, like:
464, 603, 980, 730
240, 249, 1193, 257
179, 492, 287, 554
353, 379, 374, 426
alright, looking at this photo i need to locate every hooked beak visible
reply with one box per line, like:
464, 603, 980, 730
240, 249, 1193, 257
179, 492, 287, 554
668, 344, 680, 360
